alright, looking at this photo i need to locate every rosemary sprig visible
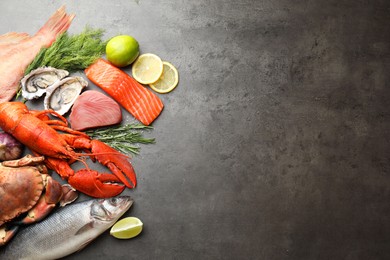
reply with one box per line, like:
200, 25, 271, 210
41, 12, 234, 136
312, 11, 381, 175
86, 124, 155, 155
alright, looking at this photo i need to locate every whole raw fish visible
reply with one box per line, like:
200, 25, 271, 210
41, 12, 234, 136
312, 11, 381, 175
0, 6, 74, 102
0, 196, 134, 260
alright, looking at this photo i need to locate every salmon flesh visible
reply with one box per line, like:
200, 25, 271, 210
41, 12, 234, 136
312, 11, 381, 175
85, 59, 164, 125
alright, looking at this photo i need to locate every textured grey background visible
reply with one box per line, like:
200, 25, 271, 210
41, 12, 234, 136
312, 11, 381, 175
0, 0, 389, 259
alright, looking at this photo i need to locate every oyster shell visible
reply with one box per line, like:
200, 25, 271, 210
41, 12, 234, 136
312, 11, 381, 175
21, 67, 69, 100
44, 76, 88, 115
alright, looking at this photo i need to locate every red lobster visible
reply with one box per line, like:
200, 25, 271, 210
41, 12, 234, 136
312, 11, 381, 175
0, 102, 136, 198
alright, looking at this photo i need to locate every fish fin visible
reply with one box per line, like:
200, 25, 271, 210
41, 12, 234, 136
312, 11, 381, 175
36, 6, 75, 47
75, 221, 94, 235
77, 238, 96, 252
0, 32, 30, 45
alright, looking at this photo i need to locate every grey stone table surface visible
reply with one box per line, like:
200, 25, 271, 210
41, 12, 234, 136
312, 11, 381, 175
0, 0, 389, 259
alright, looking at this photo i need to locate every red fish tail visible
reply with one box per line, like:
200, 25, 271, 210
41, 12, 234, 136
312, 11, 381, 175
36, 5, 75, 47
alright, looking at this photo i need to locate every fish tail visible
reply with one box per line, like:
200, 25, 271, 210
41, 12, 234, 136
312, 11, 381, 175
36, 5, 75, 47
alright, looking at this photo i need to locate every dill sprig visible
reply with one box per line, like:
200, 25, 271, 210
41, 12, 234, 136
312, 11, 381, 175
86, 124, 155, 155
15, 27, 106, 100
25, 26, 106, 74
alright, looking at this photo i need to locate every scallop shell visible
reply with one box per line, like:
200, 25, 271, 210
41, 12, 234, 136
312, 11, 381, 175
21, 67, 69, 100
44, 76, 88, 115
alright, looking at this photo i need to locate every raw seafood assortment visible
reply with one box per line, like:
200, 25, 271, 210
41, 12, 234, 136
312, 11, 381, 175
0, 102, 137, 198
0, 155, 77, 245
0, 4, 177, 258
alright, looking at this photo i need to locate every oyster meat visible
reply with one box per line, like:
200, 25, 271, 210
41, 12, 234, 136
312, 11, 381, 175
21, 67, 69, 100
44, 76, 88, 115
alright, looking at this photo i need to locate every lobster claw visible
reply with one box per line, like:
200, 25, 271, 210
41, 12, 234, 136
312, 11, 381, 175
68, 169, 126, 198
44, 157, 126, 198
91, 140, 137, 188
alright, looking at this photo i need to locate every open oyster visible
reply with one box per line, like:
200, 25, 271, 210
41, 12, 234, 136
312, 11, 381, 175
44, 76, 88, 115
21, 67, 69, 100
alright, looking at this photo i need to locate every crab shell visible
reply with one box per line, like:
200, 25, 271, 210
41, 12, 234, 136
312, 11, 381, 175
0, 165, 45, 225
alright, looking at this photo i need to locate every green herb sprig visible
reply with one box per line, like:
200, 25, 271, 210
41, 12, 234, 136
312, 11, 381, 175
25, 26, 106, 74
86, 124, 155, 155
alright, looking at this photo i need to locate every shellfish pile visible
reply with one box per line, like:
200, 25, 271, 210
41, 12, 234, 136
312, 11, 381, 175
21, 67, 87, 115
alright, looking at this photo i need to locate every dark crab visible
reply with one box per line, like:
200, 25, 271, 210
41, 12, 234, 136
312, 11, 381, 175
0, 155, 78, 246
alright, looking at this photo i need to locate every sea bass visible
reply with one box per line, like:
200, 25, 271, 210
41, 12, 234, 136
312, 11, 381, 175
0, 196, 133, 260
0, 6, 74, 102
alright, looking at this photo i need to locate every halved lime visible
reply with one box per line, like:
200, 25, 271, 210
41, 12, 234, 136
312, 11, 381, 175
110, 217, 143, 239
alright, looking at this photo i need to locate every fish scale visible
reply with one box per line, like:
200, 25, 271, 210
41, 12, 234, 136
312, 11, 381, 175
0, 196, 133, 260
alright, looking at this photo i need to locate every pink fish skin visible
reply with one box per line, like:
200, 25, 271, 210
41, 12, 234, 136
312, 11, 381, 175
69, 90, 123, 131
0, 32, 30, 46
0, 6, 75, 102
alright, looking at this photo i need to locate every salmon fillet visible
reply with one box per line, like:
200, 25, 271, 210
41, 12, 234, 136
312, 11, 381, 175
85, 59, 164, 125
0, 6, 74, 102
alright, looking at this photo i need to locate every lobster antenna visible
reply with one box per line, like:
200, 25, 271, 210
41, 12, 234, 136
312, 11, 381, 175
71, 154, 91, 171
74, 151, 131, 159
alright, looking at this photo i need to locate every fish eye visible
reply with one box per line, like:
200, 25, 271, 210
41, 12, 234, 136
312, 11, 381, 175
110, 197, 118, 205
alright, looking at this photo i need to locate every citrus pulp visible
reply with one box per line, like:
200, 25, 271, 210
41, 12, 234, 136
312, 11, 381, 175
149, 61, 179, 93
131, 53, 163, 84
110, 217, 143, 239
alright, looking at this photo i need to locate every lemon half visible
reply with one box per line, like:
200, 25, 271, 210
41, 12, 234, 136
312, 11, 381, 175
110, 217, 143, 239
131, 53, 163, 84
149, 61, 179, 94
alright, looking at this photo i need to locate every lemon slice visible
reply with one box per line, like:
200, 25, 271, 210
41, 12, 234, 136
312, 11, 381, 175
149, 61, 179, 94
110, 217, 143, 239
132, 53, 163, 84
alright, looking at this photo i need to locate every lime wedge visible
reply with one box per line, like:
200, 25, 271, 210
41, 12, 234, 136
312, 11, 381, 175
110, 217, 143, 239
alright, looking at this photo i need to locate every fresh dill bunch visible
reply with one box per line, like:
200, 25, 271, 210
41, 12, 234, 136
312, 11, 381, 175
25, 26, 106, 74
86, 124, 155, 155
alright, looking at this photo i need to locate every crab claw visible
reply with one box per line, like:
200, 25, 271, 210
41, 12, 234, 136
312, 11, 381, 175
19, 175, 63, 225
60, 184, 78, 207
0, 225, 19, 246
68, 169, 126, 198
91, 140, 137, 188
